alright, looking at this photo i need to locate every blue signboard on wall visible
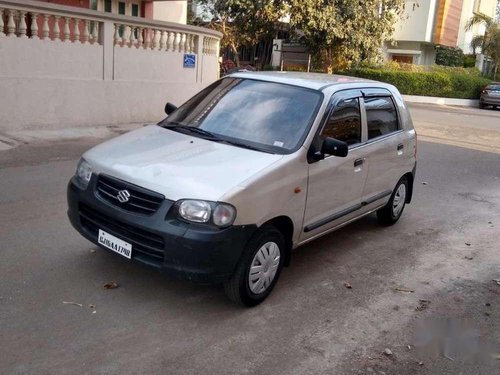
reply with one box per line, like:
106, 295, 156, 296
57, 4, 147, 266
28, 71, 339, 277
183, 54, 196, 68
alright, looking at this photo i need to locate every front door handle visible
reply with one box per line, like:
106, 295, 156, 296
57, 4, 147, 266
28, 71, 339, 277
397, 144, 404, 151
354, 158, 364, 167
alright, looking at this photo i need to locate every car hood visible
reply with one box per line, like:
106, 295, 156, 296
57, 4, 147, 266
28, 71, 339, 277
83, 125, 283, 201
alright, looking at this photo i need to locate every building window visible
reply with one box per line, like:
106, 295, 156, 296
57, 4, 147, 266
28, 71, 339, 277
104, 0, 112, 13
118, 2, 126, 15
391, 55, 413, 64
132, 3, 139, 17
90, 0, 97, 10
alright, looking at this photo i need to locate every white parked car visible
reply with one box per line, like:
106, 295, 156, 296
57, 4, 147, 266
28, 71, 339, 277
68, 72, 417, 306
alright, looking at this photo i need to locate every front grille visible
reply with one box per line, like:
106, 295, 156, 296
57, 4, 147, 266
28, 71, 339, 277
96, 174, 164, 215
79, 203, 165, 264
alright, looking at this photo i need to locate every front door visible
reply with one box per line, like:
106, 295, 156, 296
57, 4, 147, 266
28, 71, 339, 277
301, 90, 369, 241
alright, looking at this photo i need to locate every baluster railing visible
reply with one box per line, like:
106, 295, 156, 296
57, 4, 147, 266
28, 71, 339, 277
113, 23, 120, 45
180, 33, 186, 53
0, 1, 220, 55
41, 14, 49, 40
82, 19, 89, 44
53, 15, 61, 41
152, 29, 159, 50
137, 26, 143, 48
18, 10, 27, 38
144, 28, 151, 49
91, 20, 98, 43
167, 31, 174, 51
121, 25, 129, 47
73, 18, 80, 43
128, 25, 136, 48
63, 17, 70, 41
30, 12, 38, 39
159, 30, 166, 51
6, 9, 15, 36
174, 32, 181, 52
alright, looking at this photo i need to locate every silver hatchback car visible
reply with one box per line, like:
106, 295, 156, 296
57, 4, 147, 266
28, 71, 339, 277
479, 82, 500, 109
67, 72, 417, 306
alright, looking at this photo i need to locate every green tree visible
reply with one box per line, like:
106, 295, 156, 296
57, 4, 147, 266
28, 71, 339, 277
435, 45, 465, 67
466, 14, 500, 79
196, 0, 287, 66
288, 0, 406, 73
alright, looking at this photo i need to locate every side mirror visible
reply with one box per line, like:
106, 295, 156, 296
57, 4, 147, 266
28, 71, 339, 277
314, 137, 348, 160
164, 102, 177, 115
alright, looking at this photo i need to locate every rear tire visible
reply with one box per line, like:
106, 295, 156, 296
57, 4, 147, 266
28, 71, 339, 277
224, 225, 285, 307
377, 177, 408, 226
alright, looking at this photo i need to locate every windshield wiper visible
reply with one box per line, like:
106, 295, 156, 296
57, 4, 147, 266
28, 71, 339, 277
163, 123, 270, 153
163, 123, 220, 140
215, 139, 267, 153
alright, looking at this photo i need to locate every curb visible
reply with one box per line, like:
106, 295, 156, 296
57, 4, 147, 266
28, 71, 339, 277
403, 95, 479, 108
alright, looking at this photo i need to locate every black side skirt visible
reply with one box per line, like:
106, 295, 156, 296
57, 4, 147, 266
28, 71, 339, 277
304, 190, 392, 233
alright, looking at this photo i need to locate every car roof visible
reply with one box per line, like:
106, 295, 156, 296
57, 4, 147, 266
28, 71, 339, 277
228, 71, 383, 91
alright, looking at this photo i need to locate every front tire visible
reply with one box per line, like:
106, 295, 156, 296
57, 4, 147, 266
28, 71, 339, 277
224, 225, 285, 307
377, 177, 408, 226
479, 101, 485, 109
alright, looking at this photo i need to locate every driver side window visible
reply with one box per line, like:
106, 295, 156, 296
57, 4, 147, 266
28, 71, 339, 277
321, 98, 361, 146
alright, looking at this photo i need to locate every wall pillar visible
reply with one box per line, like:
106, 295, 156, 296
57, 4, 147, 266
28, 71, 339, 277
101, 21, 114, 80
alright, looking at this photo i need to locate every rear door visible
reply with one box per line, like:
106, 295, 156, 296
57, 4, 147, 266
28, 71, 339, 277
301, 90, 370, 241
359, 89, 410, 208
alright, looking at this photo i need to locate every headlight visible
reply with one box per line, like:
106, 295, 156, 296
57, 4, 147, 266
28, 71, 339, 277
76, 158, 92, 187
179, 200, 212, 223
177, 200, 236, 227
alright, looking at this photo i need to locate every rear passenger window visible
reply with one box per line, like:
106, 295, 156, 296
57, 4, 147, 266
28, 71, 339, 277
321, 98, 361, 146
365, 97, 399, 140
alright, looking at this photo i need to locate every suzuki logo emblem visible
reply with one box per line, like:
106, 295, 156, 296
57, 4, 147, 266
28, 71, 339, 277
117, 190, 131, 203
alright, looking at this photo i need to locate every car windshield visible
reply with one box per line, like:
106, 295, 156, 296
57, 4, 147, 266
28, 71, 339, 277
486, 85, 500, 90
159, 78, 322, 154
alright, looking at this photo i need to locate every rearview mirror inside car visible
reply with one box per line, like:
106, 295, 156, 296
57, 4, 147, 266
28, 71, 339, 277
165, 102, 178, 115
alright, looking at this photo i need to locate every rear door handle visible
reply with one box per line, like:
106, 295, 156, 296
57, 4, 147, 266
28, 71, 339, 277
354, 158, 364, 167
397, 144, 404, 151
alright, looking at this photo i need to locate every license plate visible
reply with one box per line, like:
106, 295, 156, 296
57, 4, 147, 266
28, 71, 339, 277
98, 229, 132, 259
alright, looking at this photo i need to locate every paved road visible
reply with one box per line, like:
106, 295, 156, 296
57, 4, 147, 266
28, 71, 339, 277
1, 105, 499, 374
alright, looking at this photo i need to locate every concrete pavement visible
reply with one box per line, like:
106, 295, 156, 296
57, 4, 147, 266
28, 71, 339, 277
0, 104, 499, 374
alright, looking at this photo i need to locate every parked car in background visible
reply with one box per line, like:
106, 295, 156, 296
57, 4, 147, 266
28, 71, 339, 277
479, 83, 500, 109
67, 72, 417, 306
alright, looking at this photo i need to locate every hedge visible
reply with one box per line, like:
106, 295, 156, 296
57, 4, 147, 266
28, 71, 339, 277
340, 68, 491, 99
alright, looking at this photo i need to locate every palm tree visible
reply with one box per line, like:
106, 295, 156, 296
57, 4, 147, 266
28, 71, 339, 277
466, 13, 500, 80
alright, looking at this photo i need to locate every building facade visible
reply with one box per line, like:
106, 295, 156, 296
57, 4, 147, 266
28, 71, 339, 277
38, 0, 188, 24
386, 0, 498, 65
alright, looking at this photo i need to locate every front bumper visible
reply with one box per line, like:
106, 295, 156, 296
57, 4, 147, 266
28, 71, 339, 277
67, 175, 257, 283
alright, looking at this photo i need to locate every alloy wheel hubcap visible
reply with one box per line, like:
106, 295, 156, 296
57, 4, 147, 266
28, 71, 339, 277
392, 184, 406, 217
248, 242, 280, 294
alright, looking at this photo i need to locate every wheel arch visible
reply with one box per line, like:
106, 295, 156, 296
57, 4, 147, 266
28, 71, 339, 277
262, 215, 294, 267
403, 171, 414, 204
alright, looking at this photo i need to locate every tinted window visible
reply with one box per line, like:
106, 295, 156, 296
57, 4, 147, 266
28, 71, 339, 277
321, 98, 361, 146
365, 97, 399, 139
162, 78, 322, 153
